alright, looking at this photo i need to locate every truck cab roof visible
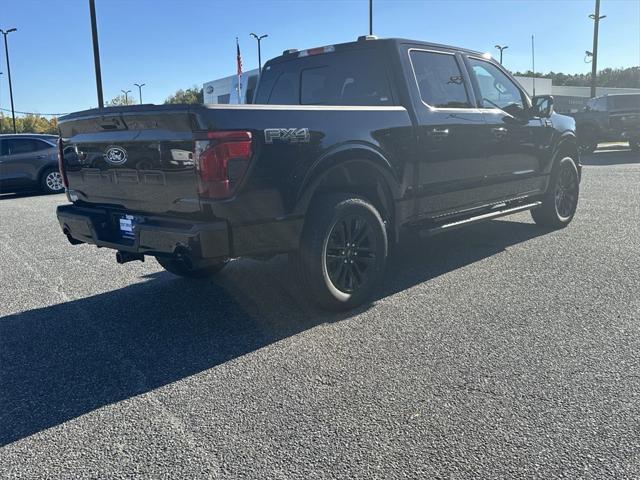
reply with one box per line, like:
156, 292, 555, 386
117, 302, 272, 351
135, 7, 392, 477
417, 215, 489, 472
267, 37, 486, 67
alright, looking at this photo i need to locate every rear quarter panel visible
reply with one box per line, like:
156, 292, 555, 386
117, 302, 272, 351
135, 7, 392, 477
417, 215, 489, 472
193, 104, 415, 225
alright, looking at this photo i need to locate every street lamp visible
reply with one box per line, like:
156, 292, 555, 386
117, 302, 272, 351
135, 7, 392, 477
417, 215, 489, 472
121, 89, 131, 104
249, 33, 268, 74
1, 28, 18, 133
494, 44, 508, 65
589, 0, 606, 98
134, 83, 145, 104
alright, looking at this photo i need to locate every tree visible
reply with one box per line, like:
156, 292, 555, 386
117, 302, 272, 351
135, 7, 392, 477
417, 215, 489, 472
106, 93, 137, 106
164, 86, 203, 104
0, 112, 59, 134
511, 66, 639, 88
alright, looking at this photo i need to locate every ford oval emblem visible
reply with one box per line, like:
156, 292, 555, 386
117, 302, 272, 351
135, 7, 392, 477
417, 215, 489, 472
104, 146, 128, 166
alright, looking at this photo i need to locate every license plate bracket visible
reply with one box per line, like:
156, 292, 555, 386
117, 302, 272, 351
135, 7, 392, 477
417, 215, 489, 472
118, 214, 140, 240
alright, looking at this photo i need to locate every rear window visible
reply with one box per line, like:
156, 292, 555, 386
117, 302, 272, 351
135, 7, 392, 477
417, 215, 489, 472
255, 48, 393, 106
6, 138, 52, 154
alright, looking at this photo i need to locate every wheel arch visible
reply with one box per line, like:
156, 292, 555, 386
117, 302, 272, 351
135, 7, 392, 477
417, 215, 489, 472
294, 143, 401, 241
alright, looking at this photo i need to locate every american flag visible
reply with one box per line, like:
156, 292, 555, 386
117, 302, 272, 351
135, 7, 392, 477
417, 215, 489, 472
236, 37, 243, 103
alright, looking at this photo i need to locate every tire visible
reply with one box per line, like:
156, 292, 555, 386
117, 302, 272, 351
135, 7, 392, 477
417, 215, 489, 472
531, 156, 580, 229
156, 256, 228, 279
630, 139, 640, 152
40, 167, 65, 194
292, 193, 388, 311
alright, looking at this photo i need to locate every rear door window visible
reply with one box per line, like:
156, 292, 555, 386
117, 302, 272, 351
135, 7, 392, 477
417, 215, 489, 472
409, 50, 472, 108
7, 138, 51, 155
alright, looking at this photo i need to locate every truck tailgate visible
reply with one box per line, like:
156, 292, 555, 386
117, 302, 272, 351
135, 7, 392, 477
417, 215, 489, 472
58, 105, 199, 215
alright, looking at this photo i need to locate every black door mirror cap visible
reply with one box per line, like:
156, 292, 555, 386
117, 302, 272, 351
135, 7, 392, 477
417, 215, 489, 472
531, 95, 554, 118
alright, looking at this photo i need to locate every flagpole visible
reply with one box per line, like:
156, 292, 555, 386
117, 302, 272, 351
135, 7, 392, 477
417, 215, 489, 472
236, 37, 243, 104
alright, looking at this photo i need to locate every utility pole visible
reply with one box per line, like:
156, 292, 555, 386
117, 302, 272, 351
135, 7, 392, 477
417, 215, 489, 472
1, 28, 17, 133
369, 0, 373, 35
250, 33, 268, 75
89, 0, 104, 108
121, 89, 131, 104
589, 0, 606, 98
134, 83, 145, 104
494, 44, 508, 65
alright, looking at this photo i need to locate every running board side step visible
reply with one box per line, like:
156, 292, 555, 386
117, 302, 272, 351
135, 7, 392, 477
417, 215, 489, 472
419, 201, 542, 237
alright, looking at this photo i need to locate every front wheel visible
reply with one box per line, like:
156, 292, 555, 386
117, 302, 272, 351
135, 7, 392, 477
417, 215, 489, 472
531, 156, 580, 228
156, 256, 228, 278
630, 139, 640, 152
292, 194, 388, 311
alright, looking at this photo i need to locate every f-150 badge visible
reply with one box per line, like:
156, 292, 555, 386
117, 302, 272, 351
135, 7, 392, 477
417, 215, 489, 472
264, 128, 310, 144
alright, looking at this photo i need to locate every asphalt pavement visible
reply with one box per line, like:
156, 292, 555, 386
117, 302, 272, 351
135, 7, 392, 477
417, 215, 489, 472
0, 147, 639, 479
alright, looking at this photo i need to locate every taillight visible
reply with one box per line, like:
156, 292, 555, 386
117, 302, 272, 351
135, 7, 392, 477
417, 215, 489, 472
194, 131, 253, 199
57, 138, 69, 188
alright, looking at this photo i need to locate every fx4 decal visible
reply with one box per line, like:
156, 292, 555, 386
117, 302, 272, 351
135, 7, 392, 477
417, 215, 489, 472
264, 128, 310, 144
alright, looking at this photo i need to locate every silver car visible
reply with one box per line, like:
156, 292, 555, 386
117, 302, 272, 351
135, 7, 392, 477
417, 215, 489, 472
0, 133, 64, 194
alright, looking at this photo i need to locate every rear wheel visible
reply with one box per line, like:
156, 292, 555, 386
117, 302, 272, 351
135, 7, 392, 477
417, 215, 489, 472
40, 167, 65, 194
531, 156, 580, 228
156, 256, 228, 278
292, 193, 388, 311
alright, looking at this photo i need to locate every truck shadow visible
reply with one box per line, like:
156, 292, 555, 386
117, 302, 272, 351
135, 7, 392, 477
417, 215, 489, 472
0, 218, 548, 446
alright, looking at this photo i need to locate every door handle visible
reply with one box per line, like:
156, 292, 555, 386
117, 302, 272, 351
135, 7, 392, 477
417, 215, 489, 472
428, 128, 450, 139
35, 155, 46, 159
492, 127, 508, 139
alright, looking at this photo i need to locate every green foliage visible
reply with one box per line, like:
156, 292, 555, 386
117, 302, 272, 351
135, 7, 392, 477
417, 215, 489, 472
512, 66, 640, 88
0, 113, 59, 134
106, 93, 137, 106
164, 86, 204, 104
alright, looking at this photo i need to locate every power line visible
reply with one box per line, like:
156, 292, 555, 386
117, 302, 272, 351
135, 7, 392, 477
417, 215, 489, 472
0, 107, 69, 116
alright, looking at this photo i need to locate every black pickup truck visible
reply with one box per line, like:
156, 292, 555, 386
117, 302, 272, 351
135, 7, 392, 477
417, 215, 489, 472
57, 37, 581, 310
571, 93, 640, 153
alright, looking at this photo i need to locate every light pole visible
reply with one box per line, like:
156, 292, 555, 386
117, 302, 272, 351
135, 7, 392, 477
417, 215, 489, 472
589, 0, 606, 98
369, 0, 373, 35
250, 33, 268, 74
89, 0, 104, 108
1, 28, 18, 133
494, 44, 508, 65
121, 89, 131, 104
134, 83, 145, 104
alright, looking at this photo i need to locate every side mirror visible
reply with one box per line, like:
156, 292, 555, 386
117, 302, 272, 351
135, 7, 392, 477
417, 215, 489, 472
531, 95, 554, 118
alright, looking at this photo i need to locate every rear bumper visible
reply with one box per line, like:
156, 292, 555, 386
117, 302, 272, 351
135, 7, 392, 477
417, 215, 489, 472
57, 204, 229, 259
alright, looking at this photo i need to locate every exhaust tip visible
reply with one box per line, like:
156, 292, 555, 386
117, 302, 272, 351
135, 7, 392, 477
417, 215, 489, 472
116, 251, 144, 264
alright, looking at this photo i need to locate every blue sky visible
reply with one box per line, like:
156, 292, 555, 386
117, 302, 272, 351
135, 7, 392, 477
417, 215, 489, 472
1, 0, 639, 115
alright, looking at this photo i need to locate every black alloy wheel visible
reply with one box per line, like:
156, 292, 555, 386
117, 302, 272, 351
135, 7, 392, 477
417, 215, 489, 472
531, 156, 580, 228
292, 193, 388, 310
554, 160, 580, 221
324, 215, 377, 293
